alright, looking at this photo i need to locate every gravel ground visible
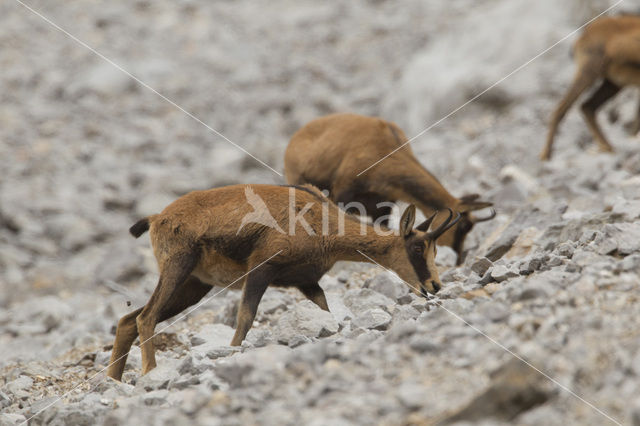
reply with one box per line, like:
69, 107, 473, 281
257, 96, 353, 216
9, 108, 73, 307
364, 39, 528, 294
2, 0, 640, 425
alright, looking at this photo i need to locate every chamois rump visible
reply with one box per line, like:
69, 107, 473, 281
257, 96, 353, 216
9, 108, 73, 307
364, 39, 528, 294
284, 113, 495, 265
107, 184, 459, 380
542, 14, 640, 160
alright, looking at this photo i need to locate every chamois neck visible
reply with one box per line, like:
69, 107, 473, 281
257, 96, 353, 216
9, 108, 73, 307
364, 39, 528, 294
328, 223, 397, 265
397, 162, 459, 212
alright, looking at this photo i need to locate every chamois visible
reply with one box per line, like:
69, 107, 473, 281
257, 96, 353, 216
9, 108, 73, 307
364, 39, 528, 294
542, 14, 640, 160
107, 184, 459, 380
284, 113, 494, 265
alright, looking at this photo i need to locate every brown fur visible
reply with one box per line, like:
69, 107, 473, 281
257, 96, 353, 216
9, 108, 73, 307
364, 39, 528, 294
107, 184, 458, 380
542, 14, 640, 160
284, 113, 494, 265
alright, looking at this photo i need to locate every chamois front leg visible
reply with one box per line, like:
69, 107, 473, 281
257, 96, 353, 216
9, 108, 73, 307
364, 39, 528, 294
299, 282, 330, 311
230, 264, 275, 346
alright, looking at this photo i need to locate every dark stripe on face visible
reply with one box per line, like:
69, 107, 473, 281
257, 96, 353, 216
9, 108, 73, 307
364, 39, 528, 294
405, 236, 430, 283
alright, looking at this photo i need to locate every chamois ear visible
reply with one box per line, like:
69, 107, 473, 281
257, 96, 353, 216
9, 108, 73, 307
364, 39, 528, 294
399, 205, 416, 237
457, 194, 493, 213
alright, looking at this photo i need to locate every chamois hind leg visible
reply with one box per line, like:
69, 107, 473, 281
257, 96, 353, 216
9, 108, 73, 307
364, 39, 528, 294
628, 90, 640, 136
137, 250, 201, 375
581, 78, 620, 153
299, 282, 330, 311
107, 307, 143, 381
107, 276, 211, 380
542, 65, 599, 160
230, 263, 275, 346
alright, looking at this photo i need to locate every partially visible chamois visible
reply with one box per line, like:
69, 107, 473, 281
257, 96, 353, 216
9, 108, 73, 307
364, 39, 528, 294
542, 14, 640, 160
284, 113, 494, 265
107, 184, 459, 380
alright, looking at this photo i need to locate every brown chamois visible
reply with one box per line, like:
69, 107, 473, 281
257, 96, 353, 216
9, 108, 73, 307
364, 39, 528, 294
284, 113, 494, 265
542, 14, 640, 160
107, 184, 459, 380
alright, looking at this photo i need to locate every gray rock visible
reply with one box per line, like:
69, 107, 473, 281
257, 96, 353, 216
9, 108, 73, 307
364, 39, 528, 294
245, 328, 274, 348
630, 352, 640, 377
325, 293, 354, 323
167, 388, 210, 415
134, 361, 180, 392
141, 389, 169, 406
408, 335, 439, 353
632, 400, 640, 426
69, 61, 135, 97
364, 272, 409, 302
437, 283, 465, 298
353, 308, 392, 330
214, 346, 291, 388
397, 382, 428, 409
95, 379, 135, 399
3, 376, 33, 395
440, 267, 467, 283
95, 240, 145, 285
490, 265, 519, 282
511, 278, 555, 301
342, 288, 395, 316
288, 334, 313, 348
206, 346, 241, 359
601, 223, 640, 255
43, 214, 101, 252
435, 246, 458, 267
612, 199, 640, 220
477, 300, 510, 322
190, 324, 236, 357
555, 242, 574, 258
275, 300, 339, 344
518, 253, 547, 275
169, 375, 200, 391
470, 257, 493, 276
336, 270, 350, 283
387, 320, 418, 342
479, 269, 495, 285
0, 391, 10, 409
442, 358, 555, 423
391, 304, 421, 321
0, 413, 27, 424
621, 176, 640, 199
484, 225, 521, 261
135, 192, 176, 218
618, 254, 640, 272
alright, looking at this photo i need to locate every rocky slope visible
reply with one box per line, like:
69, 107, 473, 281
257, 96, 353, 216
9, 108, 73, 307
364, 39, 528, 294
2, 0, 640, 425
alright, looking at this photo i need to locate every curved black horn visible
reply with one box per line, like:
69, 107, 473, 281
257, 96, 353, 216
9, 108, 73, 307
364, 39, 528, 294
472, 208, 496, 223
416, 211, 438, 232
426, 208, 461, 240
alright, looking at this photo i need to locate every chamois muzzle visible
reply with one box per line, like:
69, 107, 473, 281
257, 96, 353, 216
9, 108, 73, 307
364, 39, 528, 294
420, 280, 441, 297
426, 208, 461, 240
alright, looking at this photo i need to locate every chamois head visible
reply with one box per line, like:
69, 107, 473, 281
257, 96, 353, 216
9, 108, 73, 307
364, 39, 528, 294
433, 194, 495, 264
393, 205, 461, 296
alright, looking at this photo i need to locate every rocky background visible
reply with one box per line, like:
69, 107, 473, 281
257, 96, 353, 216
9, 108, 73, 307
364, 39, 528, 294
2, 0, 640, 424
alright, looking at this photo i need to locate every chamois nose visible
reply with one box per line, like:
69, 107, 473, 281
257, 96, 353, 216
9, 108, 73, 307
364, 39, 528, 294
432, 281, 441, 293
